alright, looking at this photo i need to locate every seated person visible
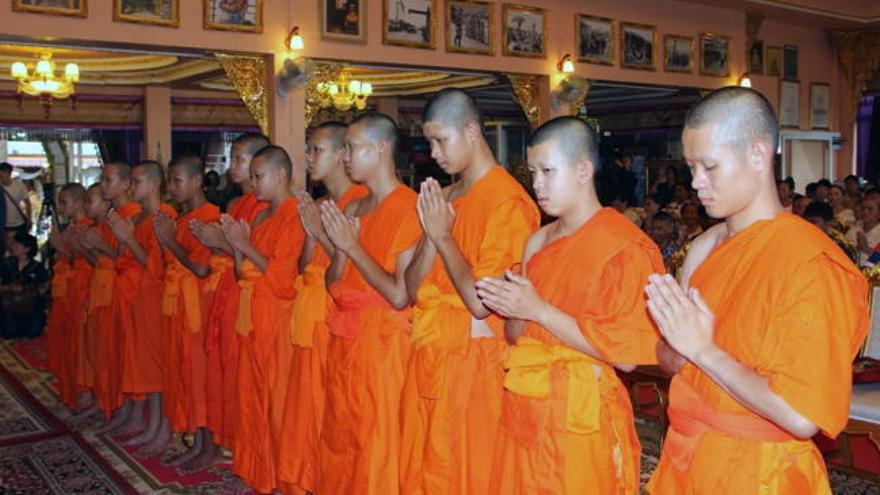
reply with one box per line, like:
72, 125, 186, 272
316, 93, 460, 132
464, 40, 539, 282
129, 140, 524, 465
0, 231, 48, 339
804, 202, 858, 264
649, 211, 682, 263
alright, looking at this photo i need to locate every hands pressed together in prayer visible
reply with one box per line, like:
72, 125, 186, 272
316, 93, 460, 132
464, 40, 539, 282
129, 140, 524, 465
152, 211, 177, 247
219, 214, 251, 253
106, 210, 135, 243
417, 177, 455, 244
475, 269, 546, 322
297, 192, 324, 240
644, 273, 715, 364
320, 201, 360, 255
190, 219, 227, 251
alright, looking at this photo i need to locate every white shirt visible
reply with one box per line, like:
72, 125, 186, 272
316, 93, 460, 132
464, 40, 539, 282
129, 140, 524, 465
2, 180, 28, 228
847, 222, 880, 267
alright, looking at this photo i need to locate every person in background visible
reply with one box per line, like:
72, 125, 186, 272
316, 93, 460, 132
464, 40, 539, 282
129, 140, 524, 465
815, 178, 831, 203
805, 182, 818, 201
649, 211, 682, 262
844, 174, 862, 208
792, 193, 810, 217
803, 202, 858, 264
641, 193, 665, 232
612, 191, 643, 227
0, 162, 31, 237
24, 180, 42, 228
0, 231, 48, 339
776, 179, 793, 211
828, 184, 856, 230
678, 202, 704, 242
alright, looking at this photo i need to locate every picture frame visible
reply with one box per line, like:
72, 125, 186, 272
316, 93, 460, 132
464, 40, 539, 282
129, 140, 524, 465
113, 0, 178, 27
204, 0, 263, 33
810, 82, 830, 130
779, 79, 800, 129
620, 22, 656, 70
576, 14, 614, 65
383, 0, 437, 49
748, 39, 764, 75
12, 0, 87, 17
766, 45, 781, 77
446, 0, 493, 55
863, 286, 880, 360
502, 3, 546, 58
663, 34, 693, 73
699, 33, 730, 77
784, 44, 798, 80
320, 0, 367, 44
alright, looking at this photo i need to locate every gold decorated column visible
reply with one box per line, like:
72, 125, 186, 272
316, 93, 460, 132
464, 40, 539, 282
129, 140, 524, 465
214, 52, 270, 136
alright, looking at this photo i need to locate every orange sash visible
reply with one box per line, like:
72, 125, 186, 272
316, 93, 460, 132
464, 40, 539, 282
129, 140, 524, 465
289, 264, 326, 346
162, 262, 202, 333
327, 281, 399, 340
236, 260, 260, 336
88, 258, 115, 312
205, 255, 234, 292
52, 261, 71, 299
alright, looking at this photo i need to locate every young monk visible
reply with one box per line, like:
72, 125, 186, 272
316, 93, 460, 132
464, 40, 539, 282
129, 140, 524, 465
219, 145, 304, 493
400, 89, 540, 494
105, 161, 178, 447
475, 117, 664, 494
276, 122, 367, 495
318, 112, 420, 494
644, 88, 868, 494
190, 133, 269, 462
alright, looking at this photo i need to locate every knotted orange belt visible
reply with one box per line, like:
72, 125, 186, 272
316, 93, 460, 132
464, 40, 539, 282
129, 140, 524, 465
162, 262, 201, 333
665, 376, 796, 472
411, 283, 468, 347
290, 263, 326, 347
52, 261, 71, 299
504, 336, 602, 434
204, 255, 234, 292
88, 258, 115, 312
328, 281, 399, 340
236, 260, 261, 336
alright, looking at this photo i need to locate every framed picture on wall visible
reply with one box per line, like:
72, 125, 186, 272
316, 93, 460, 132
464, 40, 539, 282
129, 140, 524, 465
779, 79, 800, 129
204, 0, 263, 33
699, 33, 730, 77
663, 34, 693, 73
810, 82, 830, 130
784, 44, 798, 80
576, 14, 614, 65
114, 0, 178, 27
620, 22, 656, 70
748, 39, 764, 75
321, 0, 367, 44
446, 0, 493, 55
12, 0, 87, 17
863, 286, 880, 360
502, 4, 546, 58
383, 0, 437, 49
766, 45, 781, 77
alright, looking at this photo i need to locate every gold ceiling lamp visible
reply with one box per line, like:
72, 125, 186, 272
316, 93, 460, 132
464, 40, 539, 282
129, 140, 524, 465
315, 68, 373, 112
11, 52, 79, 117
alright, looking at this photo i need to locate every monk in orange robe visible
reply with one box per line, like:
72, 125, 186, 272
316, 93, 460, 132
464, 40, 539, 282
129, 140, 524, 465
276, 122, 367, 495
476, 117, 663, 495
400, 89, 540, 494
644, 88, 868, 494
318, 112, 420, 494
219, 145, 305, 493
191, 133, 269, 463
152, 155, 221, 466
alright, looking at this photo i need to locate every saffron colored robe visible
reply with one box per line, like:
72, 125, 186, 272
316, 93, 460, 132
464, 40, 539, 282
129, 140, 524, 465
161, 203, 220, 433
647, 213, 868, 495
318, 184, 420, 495
205, 192, 267, 450
489, 208, 663, 495
47, 255, 72, 404
233, 197, 304, 494
277, 184, 368, 494
400, 167, 540, 494
68, 219, 96, 397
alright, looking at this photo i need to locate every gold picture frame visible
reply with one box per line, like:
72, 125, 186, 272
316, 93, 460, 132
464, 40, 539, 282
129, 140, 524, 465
446, 0, 494, 55
576, 14, 614, 65
204, 0, 263, 33
766, 45, 782, 77
663, 34, 693, 73
12, 0, 87, 17
113, 0, 178, 27
383, 0, 438, 49
620, 22, 657, 70
699, 32, 731, 77
320, 0, 367, 44
502, 3, 547, 58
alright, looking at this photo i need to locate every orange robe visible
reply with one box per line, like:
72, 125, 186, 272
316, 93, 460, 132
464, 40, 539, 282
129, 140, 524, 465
489, 208, 663, 495
68, 219, 95, 395
400, 167, 539, 494
47, 255, 73, 404
205, 192, 267, 450
233, 197, 304, 494
88, 201, 142, 417
318, 184, 420, 495
161, 203, 220, 433
647, 213, 868, 495
118, 204, 177, 398
277, 184, 368, 494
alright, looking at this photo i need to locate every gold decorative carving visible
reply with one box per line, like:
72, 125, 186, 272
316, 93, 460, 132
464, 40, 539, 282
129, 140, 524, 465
834, 29, 880, 117
214, 52, 269, 135
304, 61, 344, 127
569, 79, 590, 116
507, 74, 541, 128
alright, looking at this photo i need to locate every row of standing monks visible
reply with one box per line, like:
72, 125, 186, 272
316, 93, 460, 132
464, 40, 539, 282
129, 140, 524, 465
45, 87, 867, 494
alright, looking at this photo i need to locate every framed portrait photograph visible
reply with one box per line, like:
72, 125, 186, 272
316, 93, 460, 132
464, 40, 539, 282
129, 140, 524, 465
664, 34, 693, 73
576, 14, 614, 65
114, 0, 178, 27
784, 44, 798, 80
810, 82, 830, 130
699, 33, 730, 77
12, 0, 87, 17
446, 0, 493, 55
779, 79, 800, 129
502, 3, 546, 58
766, 45, 781, 77
321, 0, 366, 43
863, 287, 880, 360
748, 39, 764, 75
620, 22, 656, 70
383, 0, 437, 49
204, 0, 263, 33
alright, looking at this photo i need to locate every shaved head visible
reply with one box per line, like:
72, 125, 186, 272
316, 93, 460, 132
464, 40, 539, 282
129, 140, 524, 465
253, 145, 292, 180
104, 161, 131, 180
168, 155, 205, 178
232, 132, 270, 157
685, 86, 778, 152
60, 182, 87, 203
350, 112, 399, 155
529, 116, 599, 170
133, 160, 165, 184
422, 88, 482, 130
314, 121, 347, 150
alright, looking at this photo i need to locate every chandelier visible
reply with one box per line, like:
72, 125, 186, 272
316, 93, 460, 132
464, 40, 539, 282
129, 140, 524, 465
10, 53, 80, 117
315, 69, 373, 112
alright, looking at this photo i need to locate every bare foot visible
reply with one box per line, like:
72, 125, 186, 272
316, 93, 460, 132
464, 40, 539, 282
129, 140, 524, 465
165, 446, 200, 467
137, 431, 174, 458
72, 403, 99, 422
123, 426, 156, 447
94, 407, 130, 435
178, 444, 223, 474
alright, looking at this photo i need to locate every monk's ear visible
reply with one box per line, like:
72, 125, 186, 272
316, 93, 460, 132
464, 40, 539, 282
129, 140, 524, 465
464, 121, 480, 143
576, 157, 595, 185
747, 139, 772, 173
